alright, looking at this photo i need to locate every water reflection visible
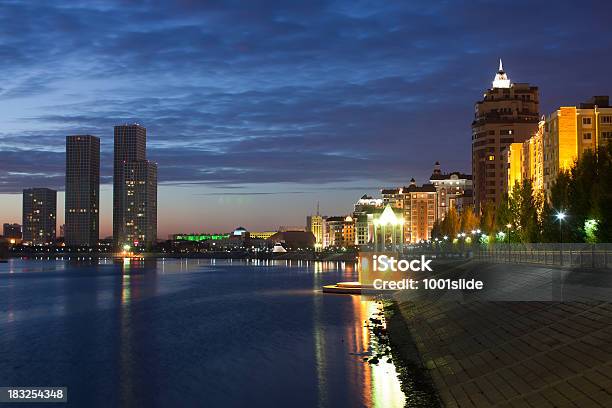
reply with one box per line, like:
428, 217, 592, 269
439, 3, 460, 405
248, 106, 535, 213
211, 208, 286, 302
0, 258, 407, 407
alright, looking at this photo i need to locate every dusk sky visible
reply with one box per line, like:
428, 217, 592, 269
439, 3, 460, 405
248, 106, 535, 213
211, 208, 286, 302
1, 0, 612, 237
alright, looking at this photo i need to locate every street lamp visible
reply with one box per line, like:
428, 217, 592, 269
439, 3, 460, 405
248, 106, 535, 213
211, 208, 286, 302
506, 223, 512, 262
555, 211, 566, 265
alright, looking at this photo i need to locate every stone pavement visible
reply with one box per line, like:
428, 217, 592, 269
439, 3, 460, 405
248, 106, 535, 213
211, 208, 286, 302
394, 261, 612, 407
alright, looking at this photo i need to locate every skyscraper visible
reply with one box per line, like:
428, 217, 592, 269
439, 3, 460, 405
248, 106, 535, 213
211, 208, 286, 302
22, 188, 57, 245
472, 60, 539, 211
65, 135, 100, 246
113, 124, 157, 250
122, 160, 158, 249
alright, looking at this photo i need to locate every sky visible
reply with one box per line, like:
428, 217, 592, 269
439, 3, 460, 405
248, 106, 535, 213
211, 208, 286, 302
1, 0, 612, 238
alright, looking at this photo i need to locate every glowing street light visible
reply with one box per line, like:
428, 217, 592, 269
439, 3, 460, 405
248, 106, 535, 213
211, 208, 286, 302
555, 211, 567, 265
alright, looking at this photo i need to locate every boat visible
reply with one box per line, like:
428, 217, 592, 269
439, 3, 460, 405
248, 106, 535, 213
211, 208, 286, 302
322, 281, 392, 295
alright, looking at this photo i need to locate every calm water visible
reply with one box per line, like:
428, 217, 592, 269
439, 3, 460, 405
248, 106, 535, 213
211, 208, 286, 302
0, 258, 405, 408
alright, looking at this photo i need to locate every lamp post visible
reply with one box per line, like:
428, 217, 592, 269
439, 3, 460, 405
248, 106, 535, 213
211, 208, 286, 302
505, 223, 512, 262
555, 211, 566, 265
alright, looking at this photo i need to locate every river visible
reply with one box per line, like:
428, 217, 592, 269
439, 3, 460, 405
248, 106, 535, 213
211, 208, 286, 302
0, 258, 406, 407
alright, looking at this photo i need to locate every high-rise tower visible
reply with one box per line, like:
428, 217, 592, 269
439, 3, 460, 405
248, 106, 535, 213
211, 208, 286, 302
113, 124, 157, 249
22, 188, 57, 245
65, 135, 100, 246
471, 60, 539, 211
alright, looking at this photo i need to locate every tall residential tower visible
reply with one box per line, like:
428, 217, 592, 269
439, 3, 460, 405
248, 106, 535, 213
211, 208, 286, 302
471, 60, 539, 211
113, 124, 157, 249
22, 188, 57, 245
65, 135, 100, 246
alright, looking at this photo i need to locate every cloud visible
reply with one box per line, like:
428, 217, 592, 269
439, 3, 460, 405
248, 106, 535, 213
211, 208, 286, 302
1, 0, 612, 194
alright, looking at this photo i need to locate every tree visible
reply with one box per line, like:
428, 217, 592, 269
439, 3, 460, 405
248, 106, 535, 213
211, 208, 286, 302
460, 206, 479, 233
479, 201, 496, 235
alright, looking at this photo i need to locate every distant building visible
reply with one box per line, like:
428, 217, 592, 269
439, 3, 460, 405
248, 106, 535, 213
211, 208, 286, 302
3, 223, 22, 241
122, 160, 158, 249
306, 214, 324, 251
401, 180, 438, 243
324, 216, 355, 248
172, 233, 230, 242
268, 231, 315, 249
382, 179, 438, 243
0, 238, 8, 259
22, 188, 57, 245
429, 162, 473, 218
65, 135, 100, 246
352, 195, 384, 246
472, 60, 539, 211
113, 124, 147, 248
505, 96, 612, 199
249, 231, 277, 240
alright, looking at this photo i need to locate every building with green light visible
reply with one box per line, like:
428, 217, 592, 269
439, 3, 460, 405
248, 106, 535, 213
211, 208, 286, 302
172, 234, 230, 242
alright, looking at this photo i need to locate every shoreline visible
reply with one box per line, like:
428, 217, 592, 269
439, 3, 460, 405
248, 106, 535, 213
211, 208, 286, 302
3, 251, 358, 262
382, 300, 441, 407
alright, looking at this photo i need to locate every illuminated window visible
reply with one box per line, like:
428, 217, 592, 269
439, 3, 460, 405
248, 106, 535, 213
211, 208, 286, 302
487, 155, 495, 161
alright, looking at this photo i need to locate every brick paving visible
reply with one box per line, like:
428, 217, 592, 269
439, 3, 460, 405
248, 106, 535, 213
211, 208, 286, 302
394, 261, 612, 407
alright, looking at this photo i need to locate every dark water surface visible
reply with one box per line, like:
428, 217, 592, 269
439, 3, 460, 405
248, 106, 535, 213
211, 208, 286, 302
0, 259, 405, 407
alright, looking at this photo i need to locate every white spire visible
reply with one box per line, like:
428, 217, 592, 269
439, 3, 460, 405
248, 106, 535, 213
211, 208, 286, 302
492, 58, 511, 89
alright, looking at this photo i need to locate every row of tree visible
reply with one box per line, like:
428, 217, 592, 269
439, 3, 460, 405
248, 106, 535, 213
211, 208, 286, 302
432, 143, 612, 243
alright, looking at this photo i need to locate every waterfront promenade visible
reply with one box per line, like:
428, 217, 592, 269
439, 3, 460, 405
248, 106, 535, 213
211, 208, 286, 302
393, 260, 612, 407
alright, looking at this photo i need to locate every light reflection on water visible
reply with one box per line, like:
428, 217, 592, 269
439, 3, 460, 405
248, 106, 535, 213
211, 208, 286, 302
0, 258, 406, 407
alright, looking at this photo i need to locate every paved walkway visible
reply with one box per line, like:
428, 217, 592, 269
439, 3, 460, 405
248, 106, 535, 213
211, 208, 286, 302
395, 261, 612, 407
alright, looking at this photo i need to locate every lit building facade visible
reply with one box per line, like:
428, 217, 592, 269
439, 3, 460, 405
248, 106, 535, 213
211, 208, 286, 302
402, 180, 438, 243
306, 214, 324, 251
429, 162, 472, 219
121, 160, 157, 249
113, 124, 147, 248
22, 188, 57, 245
505, 96, 612, 198
472, 60, 539, 211
172, 233, 230, 241
381, 180, 438, 244
353, 195, 384, 247
65, 135, 100, 246
324, 216, 355, 248
249, 231, 277, 240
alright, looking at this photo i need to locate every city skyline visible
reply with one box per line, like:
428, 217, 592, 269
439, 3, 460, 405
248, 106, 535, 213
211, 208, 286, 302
2, 1, 612, 236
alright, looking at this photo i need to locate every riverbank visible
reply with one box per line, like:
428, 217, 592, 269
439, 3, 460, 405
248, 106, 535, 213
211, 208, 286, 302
386, 260, 612, 407
5, 251, 358, 262
382, 300, 441, 407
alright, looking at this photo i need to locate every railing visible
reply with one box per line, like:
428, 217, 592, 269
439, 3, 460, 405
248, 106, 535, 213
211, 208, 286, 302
474, 243, 612, 269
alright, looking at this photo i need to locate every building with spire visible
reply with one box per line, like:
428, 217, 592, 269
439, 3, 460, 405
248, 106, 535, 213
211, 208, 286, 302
472, 60, 539, 212
306, 202, 324, 251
